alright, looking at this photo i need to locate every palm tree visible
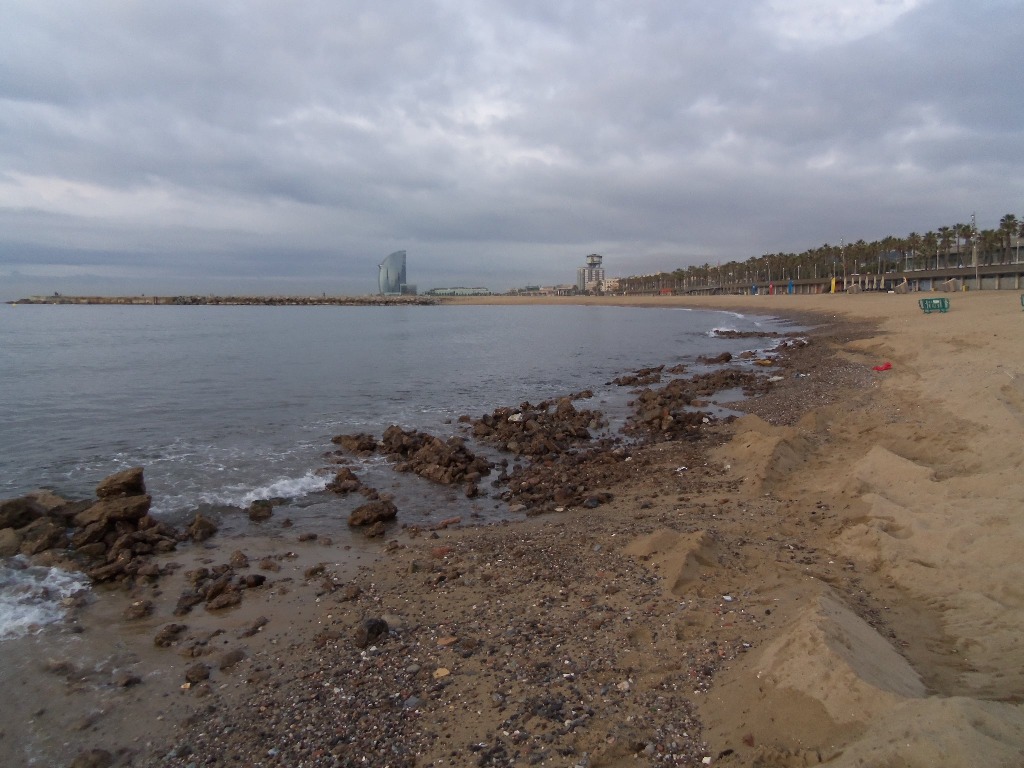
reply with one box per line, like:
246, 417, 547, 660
979, 229, 1000, 265
922, 232, 939, 270
937, 226, 953, 268
906, 232, 922, 270
957, 223, 973, 266
998, 214, 1018, 263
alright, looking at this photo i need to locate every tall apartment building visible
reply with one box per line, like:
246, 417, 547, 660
576, 253, 605, 293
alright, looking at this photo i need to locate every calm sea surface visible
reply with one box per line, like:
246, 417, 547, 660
0, 303, 795, 636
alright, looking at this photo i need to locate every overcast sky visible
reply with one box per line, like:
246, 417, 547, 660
1, 0, 1021, 298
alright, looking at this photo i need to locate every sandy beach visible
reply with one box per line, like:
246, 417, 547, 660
4, 290, 1023, 767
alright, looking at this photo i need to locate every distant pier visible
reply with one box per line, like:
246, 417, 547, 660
7, 294, 438, 306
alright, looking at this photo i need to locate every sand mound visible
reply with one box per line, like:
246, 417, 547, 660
754, 590, 926, 724
714, 415, 814, 494
839, 445, 1024, 699
624, 528, 716, 595
702, 587, 926, 761
826, 697, 1024, 768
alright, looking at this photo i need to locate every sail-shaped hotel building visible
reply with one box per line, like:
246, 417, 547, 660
378, 250, 407, 295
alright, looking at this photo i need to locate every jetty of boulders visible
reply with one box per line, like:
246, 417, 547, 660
7, 294, 437, 306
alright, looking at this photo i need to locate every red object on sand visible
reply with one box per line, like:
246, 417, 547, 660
872, 362, 892, 371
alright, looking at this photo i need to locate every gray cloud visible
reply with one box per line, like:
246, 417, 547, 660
1, 0, 1022, 299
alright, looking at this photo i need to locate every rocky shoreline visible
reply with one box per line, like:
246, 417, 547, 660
1, 321, 845, 767
10, 292, 1023, 768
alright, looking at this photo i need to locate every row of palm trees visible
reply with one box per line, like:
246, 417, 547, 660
617, 214, 1024, 293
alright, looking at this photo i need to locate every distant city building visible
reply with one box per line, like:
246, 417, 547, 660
423, 286, 492, 297
378, 250, 416, 295
576, 253, 605, 293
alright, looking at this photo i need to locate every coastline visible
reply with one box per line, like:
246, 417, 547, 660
4, 291, 1023, 767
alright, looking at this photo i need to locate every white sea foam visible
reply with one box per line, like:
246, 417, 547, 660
0, 558, 90, 641
238, 470, 330, 506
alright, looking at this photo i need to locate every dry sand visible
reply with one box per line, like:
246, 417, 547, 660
5, 290, 1024, 767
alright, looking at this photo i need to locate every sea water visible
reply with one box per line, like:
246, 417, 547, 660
0, 303, 795, 636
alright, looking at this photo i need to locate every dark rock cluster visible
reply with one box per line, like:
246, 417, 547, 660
625, 369, 768, 440
499, 442, 623, 515
466, 395, 605, 457
331, 426, 493, 501
610, 365, 666, 387
173, 561, 268, 616
0, 467, 185, 585
379, 426, 493, 491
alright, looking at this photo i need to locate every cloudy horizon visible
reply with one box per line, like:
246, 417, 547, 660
2, 0, 1022, 299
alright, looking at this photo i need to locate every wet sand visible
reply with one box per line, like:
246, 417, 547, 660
5, 290, 1024, 767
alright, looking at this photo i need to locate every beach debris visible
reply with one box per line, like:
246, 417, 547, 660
872, 361, 893, 371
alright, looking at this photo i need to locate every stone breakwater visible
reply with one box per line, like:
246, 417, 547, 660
7, 294, 437, 306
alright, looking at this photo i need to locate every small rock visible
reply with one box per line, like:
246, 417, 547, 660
205, 590, 242, 611
187, 513, 218, 542
339, 583, 361, 601
218, 648, 246, 671
240, 573, 266, 588
348, 499, 398, 527
69, 748, 114, 768
238, 616, 269, 638
111, 670, 142, 688
228, 550, 249, 568
184, 662, 210, 684
154, 623, 188, 648
122, 599, 154, 621
96, 467, 146, 499
353, 617, 389, 648
248, 500, 273, 522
